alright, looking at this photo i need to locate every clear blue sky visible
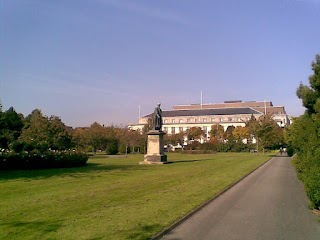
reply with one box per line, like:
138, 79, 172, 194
1, 0, 319, 127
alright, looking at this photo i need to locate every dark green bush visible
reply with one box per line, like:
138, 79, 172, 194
286, 145, 295, 157
106, 139, 119, 155
293, 153, 320, 209
0, 150, 88, 170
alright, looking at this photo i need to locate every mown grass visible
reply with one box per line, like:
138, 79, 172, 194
0, 152, 271, 240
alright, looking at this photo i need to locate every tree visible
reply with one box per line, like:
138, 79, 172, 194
19, 109, 73, 151
288, 54, 320, 209
296, 54, 320, 115
233, 126, 249, 142
0, 107, 24, 149
117, 128, 142, 157
164, 132, 184, 146
209, 124, 224, 142
106, 138, 119, 155
73, 127, 90, 150
19, 109, 51, 151
256, 115, 284, 151
47, 115, 73, 150
224, 126, 235, 143
185, 127, 204, 141
246, 115, 259, 140
86, 122, 108, 153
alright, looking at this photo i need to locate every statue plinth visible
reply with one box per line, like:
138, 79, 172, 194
140, 130, 167, 165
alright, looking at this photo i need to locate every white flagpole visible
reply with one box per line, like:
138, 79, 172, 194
201, 91, 203, 109
139, 105, 141, 118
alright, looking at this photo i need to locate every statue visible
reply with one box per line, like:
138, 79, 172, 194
140, 103, 167, 164
152, 103, 162, 131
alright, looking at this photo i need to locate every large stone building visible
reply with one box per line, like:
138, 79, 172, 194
128, 100, 290, 141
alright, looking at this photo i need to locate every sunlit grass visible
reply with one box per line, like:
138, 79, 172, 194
0, 152, 271, 240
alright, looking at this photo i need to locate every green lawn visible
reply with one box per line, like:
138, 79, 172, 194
0, 153, 271, 240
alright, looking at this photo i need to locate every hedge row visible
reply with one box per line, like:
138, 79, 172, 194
293, 154, 320, 209
0, 150, 89, 170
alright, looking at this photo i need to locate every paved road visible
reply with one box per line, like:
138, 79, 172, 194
161, 156, 320, 240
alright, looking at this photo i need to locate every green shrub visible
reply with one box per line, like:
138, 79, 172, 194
293, 152, 320, 209
106, 139, 119, 155
0, 150, 89, 170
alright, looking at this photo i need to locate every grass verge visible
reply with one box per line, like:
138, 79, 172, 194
0, 152, 271, 240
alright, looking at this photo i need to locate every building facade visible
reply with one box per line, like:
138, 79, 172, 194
128, 100, 290, 141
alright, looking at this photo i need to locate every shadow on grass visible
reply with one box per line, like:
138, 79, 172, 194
0, 156, 214, 181
0, 220, 63, 238
0, 162, 143, 181
168, 158, 212, 164
126, 223, 163, 240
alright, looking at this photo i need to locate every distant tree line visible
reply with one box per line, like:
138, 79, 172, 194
163, 114, 285, 153
0, 106, 146, 158
286, 54, 320, 210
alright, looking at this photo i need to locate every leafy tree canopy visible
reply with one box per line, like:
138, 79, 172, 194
297, 54, 320, 115
185, 127, 204, 140
209, 124, 224, 141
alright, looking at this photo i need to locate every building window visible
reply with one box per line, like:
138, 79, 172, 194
179, 119, 183, 123
237, 117, 242, 122
228, 117, 233, 122
220, 118, 223, 122
164, 119, 168, 124
211, 118, 215, 122
187, 118, 190, 123
172, 119, 175, 123
195, 118, 198, 123
164, 127, 168, 133
203, 118, 207, 122
179, 127, 183, 133
171, 127, 175, 134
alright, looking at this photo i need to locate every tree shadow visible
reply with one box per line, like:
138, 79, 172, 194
126, 223, 163, 240
1, 220, 63, 238
0, 162, 143, 181
168, 158, 212, 164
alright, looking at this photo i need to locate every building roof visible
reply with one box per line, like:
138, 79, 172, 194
143, 107, 262, 118
173, 101, 274, 110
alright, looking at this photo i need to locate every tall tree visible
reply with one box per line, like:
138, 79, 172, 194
19, 109, 51, 151
257, 115, 284, 151
73, 127, 90, 150
209, 124, 224, 142
87, 122, 108, 153
0, 107, 24, 149
48, 115, 73, 150
296, 54, 320, 115
164, 132, 185, 146
233, 126, 249, 142
185, 127, 204, 141
224, 126, 236, 143
19, 109, 72, 151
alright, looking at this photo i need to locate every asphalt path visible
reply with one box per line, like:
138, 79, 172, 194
160, 156, 320, 240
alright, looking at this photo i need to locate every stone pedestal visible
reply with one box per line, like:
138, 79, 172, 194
140, 130, 167, 165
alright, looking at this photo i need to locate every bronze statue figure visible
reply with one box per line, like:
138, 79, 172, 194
152, 103, 162, 131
